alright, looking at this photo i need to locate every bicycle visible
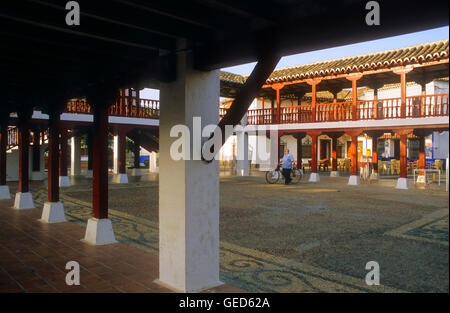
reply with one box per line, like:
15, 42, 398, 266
265, 165, 303, 184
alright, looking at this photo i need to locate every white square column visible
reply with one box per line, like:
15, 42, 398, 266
236, 130, 249, 176
149, 152, 159, 173
158, 50, 221, 293
113, 135, 119, 174
70, 136, 82, 176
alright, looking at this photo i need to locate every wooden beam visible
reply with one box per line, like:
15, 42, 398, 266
214, 52, 281, 150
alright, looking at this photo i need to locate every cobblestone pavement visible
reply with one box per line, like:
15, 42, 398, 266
23, 172, 449, 293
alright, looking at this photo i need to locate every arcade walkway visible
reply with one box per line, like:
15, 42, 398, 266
0, 196, 240, 293
1, 173, 447, 293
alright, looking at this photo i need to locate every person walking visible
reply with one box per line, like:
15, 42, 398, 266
281, 148, 294, 185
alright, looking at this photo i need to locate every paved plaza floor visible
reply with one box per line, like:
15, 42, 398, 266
1, 170, 448, 293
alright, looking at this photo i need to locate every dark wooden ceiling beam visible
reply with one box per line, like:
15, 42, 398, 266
194, 0, 449, 70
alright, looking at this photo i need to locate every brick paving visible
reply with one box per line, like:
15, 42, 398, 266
0, 198, 241, 293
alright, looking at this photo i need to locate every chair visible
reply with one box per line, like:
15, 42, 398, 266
319, 159, 330, 171
391, 160, 400, 175
433, 159, 443, 174
344, 159, 351, 172
407, 160, 418, 174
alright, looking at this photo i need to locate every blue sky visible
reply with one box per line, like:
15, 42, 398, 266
141, 26, 449, 99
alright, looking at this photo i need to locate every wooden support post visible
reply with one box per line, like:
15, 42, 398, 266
393, 67, 413, 118
87, 130, 93, 172
92, 103, 110, 219
118, 129, 127, 175
48, 112, 60, 203
413, 128, 433, 182
394, 128, 413, 189
134, 135, 140, 169
293, 132, 306, 170
345, 130, 362, 179
215, 53, 280, 151
307, 131, 321, 182
18, 114, 31, 193
83, 87, 118, 245
271, 83, 284, 124
306, 78, 322, 122
346, 73, 363, 121
0, 118, 7, 187
326, 132, 344, 176
32, 129, 41, 172
365, 130, 384, 179
332, 136, 338, 171
418, 135, 426, 171
59, 128, 68, 177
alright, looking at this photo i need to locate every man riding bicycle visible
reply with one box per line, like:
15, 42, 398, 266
281, 149, 294, 185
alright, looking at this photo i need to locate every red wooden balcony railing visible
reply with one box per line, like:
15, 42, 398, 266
66, 96, 160, 119
242, 93, 448, 125
64, 93, 448, 124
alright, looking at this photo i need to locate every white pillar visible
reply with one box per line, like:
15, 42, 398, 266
149, 151, 159, 173
269, 132, 279, 170
157, 49, 221, 293
113, 135, 119, 174
236, 114, 249, 176
70, 136, 82, 176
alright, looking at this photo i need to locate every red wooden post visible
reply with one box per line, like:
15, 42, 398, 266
118, 129, 127, 175
293, 132, 306, 170
0, 118, 7, 186
346, 130, 361, 176
365, 130, 383, 175
32, 129, 41, 172
18, 114, 31, 193
418, 135, 426, 171
393, 67, 413, 118
331, 136, 338, 172
92, 103, 110, 219
308, 131, 321, 173
394, 129, 413, 179
306, 78, 322, 123
346, 73, 363, 121
87, 130, 93, 172
48, 112, 60, 203
59, 128, 68, 177
372, 137, 378, 174
133, 134, 140, 169
271, 83, 284, 124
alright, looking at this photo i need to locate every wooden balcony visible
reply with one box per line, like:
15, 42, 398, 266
245, 93, 449, 125
64, 93, 448, 125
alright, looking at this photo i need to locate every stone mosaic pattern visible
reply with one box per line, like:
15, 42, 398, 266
385, 209, 449, 246
32, 185, 404, 293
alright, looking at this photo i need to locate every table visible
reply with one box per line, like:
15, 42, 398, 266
413, 169, 441, 186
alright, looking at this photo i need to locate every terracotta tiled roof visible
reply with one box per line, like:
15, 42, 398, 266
220, 39, 449, 84
220, 71, 245, 84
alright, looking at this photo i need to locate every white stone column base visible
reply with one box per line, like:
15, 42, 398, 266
309, 173, 320, 182
348, 175, 360, 185
396, 177, 410, 189
0, 185, 11, 199
41, 202, 66, 223
330, 171, 339, 177
83, 218, 118, 245
14, 192, 34, 209
236, 168, 249, 176
416, 175, 426, 183
113, 173, 128, 184
131, 168, 142, 176
154, 279, 224, 293
85, 170, 93, 178
59, 176, 71, 187
31, 171, 45, 181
